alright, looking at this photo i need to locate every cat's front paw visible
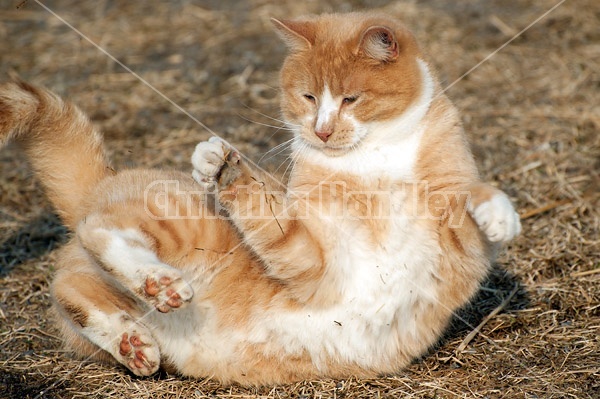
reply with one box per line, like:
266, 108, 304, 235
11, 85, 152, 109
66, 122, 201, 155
192, 137, 229, 187
191, 136, 242, 190
469, 193, 521, 243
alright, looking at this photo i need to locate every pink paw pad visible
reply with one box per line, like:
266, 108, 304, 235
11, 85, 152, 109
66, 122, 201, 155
119, 332, 158, 375
143, 273, 193, 313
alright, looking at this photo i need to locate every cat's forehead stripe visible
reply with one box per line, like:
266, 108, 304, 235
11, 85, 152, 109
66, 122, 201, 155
316, 85, 338, 131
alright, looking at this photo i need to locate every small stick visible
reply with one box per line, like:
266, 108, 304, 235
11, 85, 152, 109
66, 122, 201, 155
571, 268, 600, 278
456, 284, 519, 353
250, 176, 284, 236
519, 199, 571, 220
195, 247, 233, 255
268, 195, 285, 236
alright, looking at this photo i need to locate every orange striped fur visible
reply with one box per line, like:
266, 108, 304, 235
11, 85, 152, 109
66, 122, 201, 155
0, 12, 520, 385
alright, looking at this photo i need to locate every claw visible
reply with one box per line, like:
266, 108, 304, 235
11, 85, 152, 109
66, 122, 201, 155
142, 357, 153, 368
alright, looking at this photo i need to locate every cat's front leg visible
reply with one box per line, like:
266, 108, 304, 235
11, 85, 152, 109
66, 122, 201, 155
192, 138, 332, 304
192, 137, 281, 204
467, 183, 521, 243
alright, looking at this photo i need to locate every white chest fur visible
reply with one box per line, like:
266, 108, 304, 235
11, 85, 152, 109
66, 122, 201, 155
250, 59, 441, 368
247, 190, 441, 369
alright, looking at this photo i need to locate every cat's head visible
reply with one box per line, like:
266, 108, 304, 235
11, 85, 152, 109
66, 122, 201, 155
273, 13, 431, 157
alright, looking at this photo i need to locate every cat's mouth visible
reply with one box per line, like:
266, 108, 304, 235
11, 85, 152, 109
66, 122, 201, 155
298, 127, 365, 156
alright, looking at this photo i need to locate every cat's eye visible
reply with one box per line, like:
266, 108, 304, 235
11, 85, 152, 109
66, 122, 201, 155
342, 96, 358, 105
303, 94, 316, 103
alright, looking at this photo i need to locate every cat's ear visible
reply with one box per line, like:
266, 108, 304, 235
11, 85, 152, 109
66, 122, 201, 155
358, 26, 399, 62
271, 18, 315, 51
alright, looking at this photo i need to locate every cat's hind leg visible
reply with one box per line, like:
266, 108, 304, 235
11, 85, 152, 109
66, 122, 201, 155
76, 213, 194, 313
52, 245, 161, 376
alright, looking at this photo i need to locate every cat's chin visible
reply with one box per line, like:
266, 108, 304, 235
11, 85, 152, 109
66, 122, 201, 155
298, 136, 363, 157
321, 146, 354, 157
305, 142, 356, 157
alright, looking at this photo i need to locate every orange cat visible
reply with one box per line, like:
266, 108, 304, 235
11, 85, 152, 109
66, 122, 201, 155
0, 12, 520, 385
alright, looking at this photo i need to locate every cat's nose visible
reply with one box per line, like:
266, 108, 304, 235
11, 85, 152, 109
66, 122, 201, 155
315, 129, 333, 142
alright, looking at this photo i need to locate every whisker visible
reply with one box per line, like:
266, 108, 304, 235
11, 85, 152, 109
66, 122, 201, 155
235, 112, 295, 131
261, 126, 290, 145
282, 141, 308, 181
276, 145, 299, 178
241, 104, 301, 128
258, 137, 295, 165
275, 141, 300, 177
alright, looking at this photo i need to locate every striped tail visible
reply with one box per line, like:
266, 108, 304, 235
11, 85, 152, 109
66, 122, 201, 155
0, 80, 112, 229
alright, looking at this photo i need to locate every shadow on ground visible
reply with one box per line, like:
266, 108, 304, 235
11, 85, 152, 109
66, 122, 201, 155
442, 263, 529, 344
0, 213, 67, 276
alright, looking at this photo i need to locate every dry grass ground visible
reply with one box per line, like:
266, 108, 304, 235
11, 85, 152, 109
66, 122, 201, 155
0, 0, 598, 398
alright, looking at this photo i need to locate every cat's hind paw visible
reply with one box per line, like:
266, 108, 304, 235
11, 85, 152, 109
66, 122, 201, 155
144, 269, 194, 313
117, 329, 160, 377
469, 193, 521, 243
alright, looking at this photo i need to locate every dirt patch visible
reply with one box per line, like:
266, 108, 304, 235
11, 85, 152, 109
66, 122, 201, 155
1, 0, 598, 398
